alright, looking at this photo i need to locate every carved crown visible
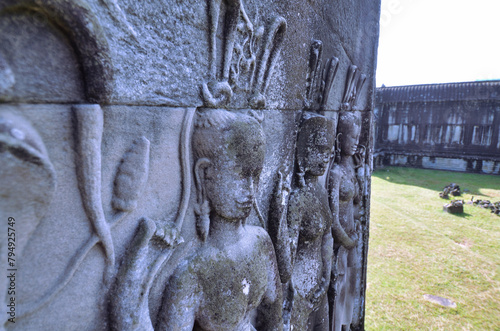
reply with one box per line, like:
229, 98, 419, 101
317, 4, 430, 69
201, 1, 286, 109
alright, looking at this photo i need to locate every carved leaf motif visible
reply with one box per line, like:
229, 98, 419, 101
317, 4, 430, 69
112, 136, 150, 212
73, 104, 115, 286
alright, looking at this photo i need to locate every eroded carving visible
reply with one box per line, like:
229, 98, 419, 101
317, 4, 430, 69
249, 16, 287, 109
17, 107, 158, 321
0, 111, 56, 252
159, 109, 282, 330
304, 40, 339, 113
0, 0, 378, 329
109, 108, 196, 331
202, 0, 286, 109
341, 65, 367, 111
112, 137, 151, 212
73, 104, 115, 284
280, 113, 355, 331
327, 111, 365, 331
111, 109, 282, 330
0, 111, 56, 328
110, 217, 181, 331
266, 41, 350, 331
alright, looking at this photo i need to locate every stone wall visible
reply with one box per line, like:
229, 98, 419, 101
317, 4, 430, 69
0, 1, 380, 330
374, 81, 500, 174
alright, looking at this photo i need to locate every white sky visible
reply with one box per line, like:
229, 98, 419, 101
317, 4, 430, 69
376, 0, 500, 87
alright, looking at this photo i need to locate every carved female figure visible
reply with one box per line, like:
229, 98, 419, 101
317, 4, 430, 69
328, 111, 363, 331
156, 109, 283, 330
278, 113, 354, 331
111, 109, 282, 331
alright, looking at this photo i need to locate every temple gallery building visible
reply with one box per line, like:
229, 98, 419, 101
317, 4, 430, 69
374, 80, 500, 174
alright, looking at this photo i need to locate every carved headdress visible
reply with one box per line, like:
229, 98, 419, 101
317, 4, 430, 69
192, 108, 265, 240
201, 0, 287, 109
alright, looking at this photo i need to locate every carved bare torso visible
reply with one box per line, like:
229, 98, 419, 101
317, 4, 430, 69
336, 164, 359, 236
158, 225, 279, 331
195, 227, 271, 330
288, 184, 332, 300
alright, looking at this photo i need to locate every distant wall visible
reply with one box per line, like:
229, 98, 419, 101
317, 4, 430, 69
374, 81, 500, 174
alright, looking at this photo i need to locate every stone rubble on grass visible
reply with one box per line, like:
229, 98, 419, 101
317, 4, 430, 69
443, 200, 464, 214
423, 294, 457, 309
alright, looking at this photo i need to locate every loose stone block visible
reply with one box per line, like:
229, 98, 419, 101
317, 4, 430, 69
443, 200, 464, 214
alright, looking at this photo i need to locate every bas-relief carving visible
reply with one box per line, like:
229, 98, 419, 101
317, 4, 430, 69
110, 2, 290, 326
327, 68, 368, 330
267, 41, 368, 331
341, 65, 367, 112
111, 109, 283, 331
1, 105, 191, 330
0, 0, 376, 330
110, 3, 289, 330
0, 3, 116, 325
303, 40, 339, 113
0, 2, 167, 329
327, 112, 365, 331
286, 113, 354, 331
202, 0, 286, 109
158, 110, 282, 330
0, 112, 56, 328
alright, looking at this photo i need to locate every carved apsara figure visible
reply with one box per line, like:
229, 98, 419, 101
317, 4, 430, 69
271, 112, 355, 331
328, 111, 364, 331
111, 109, 282, 331
156, 109, 283, 330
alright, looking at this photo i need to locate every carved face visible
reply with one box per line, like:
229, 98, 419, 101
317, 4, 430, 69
202, 120, 265, 221
297, 114, 335, 177
301, 127, 333, 176
339, 123, 361, 157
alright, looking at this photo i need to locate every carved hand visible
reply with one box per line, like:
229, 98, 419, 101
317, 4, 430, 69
352, 220, 363, 243
271, 170, 291, 218
353, 145, 366, 168
153, 220, 183, 248
309, 280, 328, 306
268, 169, 293, 283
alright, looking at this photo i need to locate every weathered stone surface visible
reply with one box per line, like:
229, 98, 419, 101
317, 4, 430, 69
0, 1, 379, 330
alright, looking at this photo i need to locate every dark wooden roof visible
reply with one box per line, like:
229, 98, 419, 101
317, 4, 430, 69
376, 80, 500, 103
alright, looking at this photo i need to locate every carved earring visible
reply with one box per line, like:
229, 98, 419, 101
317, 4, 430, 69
353, 144, 366, 169
297, 164, 306, 187
194, 158, 211, 241
194, 199, 210, 241
335, 132, 342, 164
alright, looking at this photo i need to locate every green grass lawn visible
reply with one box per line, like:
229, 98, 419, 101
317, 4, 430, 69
366, 167, 500, 330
